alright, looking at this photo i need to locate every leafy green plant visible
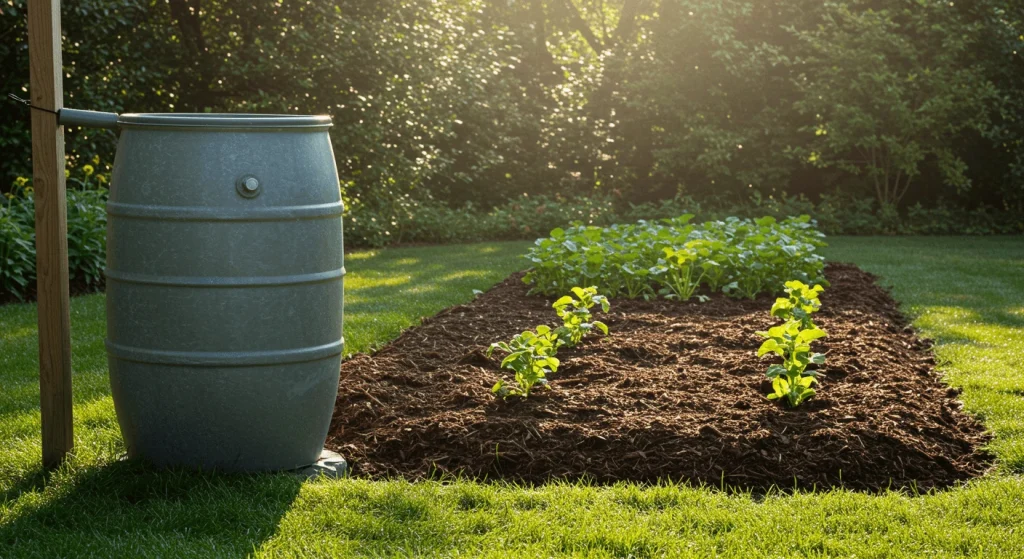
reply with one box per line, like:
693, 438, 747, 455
488, 286, 611, 400
757, 281, 828, 407
653, 245, 708, 302
65, 182, 108, 289
524, 214, 828, 302
1, 171, 109, 301
552, 286, 609, 348
0, 181, 36, 300
487, 325, 561, 399
618, 260, 655, 300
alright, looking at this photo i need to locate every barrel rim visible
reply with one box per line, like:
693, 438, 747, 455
117, 113, 332, 130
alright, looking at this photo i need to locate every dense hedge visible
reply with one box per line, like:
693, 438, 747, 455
2, 1, 1022, 217
343, 191, 1024, 247
3, 174, 1020, 301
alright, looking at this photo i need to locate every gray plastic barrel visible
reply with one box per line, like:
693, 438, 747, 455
103, 113, 343, 472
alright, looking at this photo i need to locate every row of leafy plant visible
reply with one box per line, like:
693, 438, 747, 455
487, 287, 609, 399
491, 277, 829, 407
523, 215, 828, 301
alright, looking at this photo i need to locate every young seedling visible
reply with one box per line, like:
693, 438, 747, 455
552, 286, 610, 348
487, 325, 561, 398
770, 280, 824, 328
757, 282, 828, 407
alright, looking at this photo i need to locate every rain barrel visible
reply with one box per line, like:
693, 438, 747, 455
105, 114, 343, 472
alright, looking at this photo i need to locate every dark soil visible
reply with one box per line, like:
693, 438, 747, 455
326, 263, 993, 490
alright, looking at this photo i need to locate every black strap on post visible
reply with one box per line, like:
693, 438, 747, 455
8, 93, 59, 116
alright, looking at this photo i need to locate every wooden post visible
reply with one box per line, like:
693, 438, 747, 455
28, 0, 74, 469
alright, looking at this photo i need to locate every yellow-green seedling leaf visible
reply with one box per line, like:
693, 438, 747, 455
772, 376, 789, 397
501, 353, 523, 368
758, 339, 784, 357
797, 327, 827, 343
766, 324, 789, 338
492, 381, 512, 399
770, 298, 793, 317
552, 295, 574, 309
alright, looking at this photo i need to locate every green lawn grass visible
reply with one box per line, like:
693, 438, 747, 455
823, 237, 1024, 471
1, 237, 1023, 558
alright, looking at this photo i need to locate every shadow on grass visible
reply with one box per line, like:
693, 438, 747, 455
344, 244, 526, 317
0, 460, 303, 557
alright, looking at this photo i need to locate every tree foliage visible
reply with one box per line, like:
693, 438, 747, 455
788, 2, 998, 207
1, 0, 1021, 215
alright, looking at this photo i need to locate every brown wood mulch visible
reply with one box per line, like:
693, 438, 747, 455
326, 263, 993, 490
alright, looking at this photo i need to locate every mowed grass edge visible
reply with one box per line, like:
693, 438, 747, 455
0, 237, 1021, 558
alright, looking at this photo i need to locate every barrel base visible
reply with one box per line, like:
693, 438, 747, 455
110, 355, 341, 473
292, 449, 348, 480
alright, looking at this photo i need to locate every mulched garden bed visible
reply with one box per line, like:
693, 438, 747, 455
326, 263, 993, 490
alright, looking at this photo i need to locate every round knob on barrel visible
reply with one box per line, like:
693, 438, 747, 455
236, 175, 261, 198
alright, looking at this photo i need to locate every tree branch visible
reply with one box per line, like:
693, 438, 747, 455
870, 147, 883, 205
167, 0, 217, 109
555, 0, 604, 52
529, 0, 557, 70
883, 152, 891, 205
894, 170, 911, 206
613, 0, 650, 47
168, 0, 206, 57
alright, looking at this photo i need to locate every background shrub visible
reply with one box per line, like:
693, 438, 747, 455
2, 0, 1022, 216
0, 169, 108, 301
0, 180, 36, 300
3, 171, 1021, 301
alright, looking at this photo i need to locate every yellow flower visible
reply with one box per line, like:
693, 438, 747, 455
83, 164, 95, 176
92, 154, 100, 165
14, 176, 28, 187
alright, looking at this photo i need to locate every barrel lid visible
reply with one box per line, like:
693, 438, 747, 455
116, 113, 332, 130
